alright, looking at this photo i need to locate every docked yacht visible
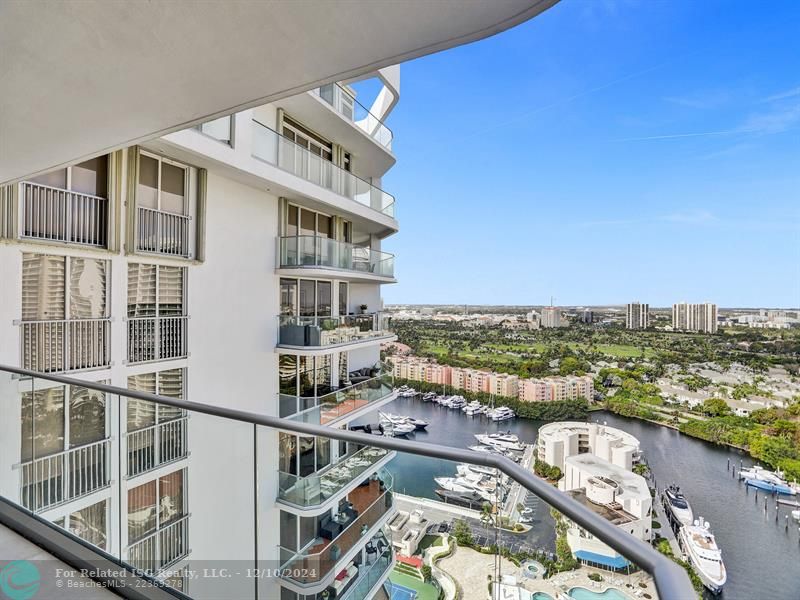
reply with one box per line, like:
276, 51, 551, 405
678, 517, 726, 594
488, 406, 515, 421
434, 474, 497, 503
475, 432, 525, 452
739, 465, 796, 495
421, 392, 437, 402
448, 395, 467, 409
457, 463, 497, 478
381, 412, 429, 430
463, 401, 484, 416
663, 484, 694, 526
379, 417, 415, 436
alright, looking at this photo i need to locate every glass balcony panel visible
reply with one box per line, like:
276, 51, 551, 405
251, 121, 395, 217
278, 314, 392, 348
283, 373, 394, 425
278, 469, 394, 585
278, 445, 391, 507
313, 83, 393, 150
278, 236, 394, 278
0, 366, 692, 598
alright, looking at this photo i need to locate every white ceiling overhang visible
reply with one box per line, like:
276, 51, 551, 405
0, 0, 558, 184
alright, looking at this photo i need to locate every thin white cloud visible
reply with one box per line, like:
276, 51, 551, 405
762, 85, 800, 103
664, 91, 730, 109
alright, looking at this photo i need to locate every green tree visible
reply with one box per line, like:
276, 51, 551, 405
453, 519, 473, 546
699, 398, 732, 417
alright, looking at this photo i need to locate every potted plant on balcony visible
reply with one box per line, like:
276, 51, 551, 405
359, 304, 368, 315
330, 544, 340, 561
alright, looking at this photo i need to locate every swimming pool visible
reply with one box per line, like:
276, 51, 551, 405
568, 587, 633, 600
522, 560, 546, 579
531, 593, 555, 600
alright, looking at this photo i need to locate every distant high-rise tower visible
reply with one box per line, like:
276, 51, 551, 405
541, 306, 562, 328
672, 302, 718, 333
580, 309, 593, 324
626, 302, 649, 329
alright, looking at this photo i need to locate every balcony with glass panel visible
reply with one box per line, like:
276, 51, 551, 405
336, 533, 394, 600
280, 372, 396, 424
278, 444, 394, 509
277, 235, 395, 282
278, 469, 395, 587
278, 314, 393, 351
0, 365, 696, 599
314, 83, 393, 150
252, 120, 395, 218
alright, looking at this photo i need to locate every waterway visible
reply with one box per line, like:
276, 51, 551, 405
356, 397, 800, 600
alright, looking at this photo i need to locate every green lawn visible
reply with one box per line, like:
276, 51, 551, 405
389, 570, 439, 600
417, 534, 445, 553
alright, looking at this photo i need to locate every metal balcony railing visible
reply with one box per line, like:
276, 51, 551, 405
136, 207, 191, 258
251, 120, 395, 218
20, 318, 111, 373
127, 316, 188, 364
127, 514, 190, 575
0, 364, 695, 600
314, 83, 393, 149
278, 235, 395, 278
20, 181, 108, 247
18, 438, 111, 513
126, 416, 189, 478
278, 313, 392, 348
279, 373, 395, 423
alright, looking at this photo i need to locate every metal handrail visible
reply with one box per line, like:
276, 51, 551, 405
0, 363, 694, 599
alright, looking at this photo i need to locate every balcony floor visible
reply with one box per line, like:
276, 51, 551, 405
0, 523, 117, 599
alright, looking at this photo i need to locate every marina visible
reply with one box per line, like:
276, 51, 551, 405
357, 395, 800, 600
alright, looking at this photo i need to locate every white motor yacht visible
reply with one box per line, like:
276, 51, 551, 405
663, 484, 694, 526
488, 406, 516, 421
679, 517, 726, 594
475, 433, 525, 452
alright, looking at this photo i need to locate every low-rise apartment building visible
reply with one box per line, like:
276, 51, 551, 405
389, 357, 593, 404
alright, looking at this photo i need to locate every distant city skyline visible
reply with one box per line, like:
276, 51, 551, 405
380, 0, 799, 307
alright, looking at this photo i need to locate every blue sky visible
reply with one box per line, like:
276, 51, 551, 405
375, 0, 800, 308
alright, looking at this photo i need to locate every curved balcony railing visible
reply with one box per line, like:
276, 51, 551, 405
278, 444, 392, 507
252, 120, 395, 217
314, 84, 393, 149
278, 469, 394, 585
280, 373, 394, 422
338, 533, 393, 600
0, 364, 696, 599
278, 313, 392, 348
278, 235, 394, 278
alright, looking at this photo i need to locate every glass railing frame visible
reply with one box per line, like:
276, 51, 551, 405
0, 364, 696, 600
313, 83, 394, 149
279, 372, 395, 422
277, 235, 395, 278
337, 532, 394, 600
251, 119, 396, 218
277, 313, 393, 348
277, 468, 395, 586
277, 444, 394, 508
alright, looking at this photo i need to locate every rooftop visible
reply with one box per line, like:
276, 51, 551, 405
565, 454, 650, 500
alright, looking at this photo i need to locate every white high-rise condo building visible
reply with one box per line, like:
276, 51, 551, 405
672, 302, 718, 333
540, 306, 563, 328
626, 302, 649, 329
0, 68, 405, 598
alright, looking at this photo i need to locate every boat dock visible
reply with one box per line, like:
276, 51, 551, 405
655, 488, 683, 557
502, 442, 536, 523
